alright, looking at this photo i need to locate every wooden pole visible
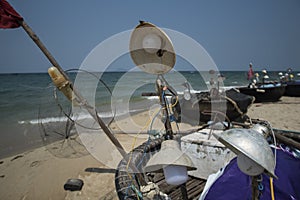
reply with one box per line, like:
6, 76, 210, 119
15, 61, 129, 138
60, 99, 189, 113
156, 77, 173, 140
18, 20, 127, 155
19, 21, 69, 82
180, 183, 189, 200
274, 132, 300, 150
251, 176, 259, 200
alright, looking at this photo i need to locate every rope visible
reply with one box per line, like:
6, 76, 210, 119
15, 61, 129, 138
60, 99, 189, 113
124, 77, 179, 199
149, 107, 162, 132
223, 95, 244, 115
169, 95, 179, 108
267, 122, 276, 200
125, 107, 161, 199
136, 138, 151, 169
270, 177, 275, 200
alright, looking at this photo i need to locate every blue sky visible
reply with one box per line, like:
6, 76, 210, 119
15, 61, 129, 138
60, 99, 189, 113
1, 0, 300, 73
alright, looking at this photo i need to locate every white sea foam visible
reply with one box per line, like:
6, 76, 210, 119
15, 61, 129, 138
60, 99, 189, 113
143, 96, 159, 100
18, 108, 146, 125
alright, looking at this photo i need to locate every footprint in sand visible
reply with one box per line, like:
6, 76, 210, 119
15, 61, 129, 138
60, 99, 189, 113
30, 161, 40, 167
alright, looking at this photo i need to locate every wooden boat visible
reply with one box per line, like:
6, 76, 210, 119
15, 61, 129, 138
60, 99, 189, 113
284, 80, 300, 97
178, 88, 255, 125
238, 83, 286, 103
114, 121, 300, 200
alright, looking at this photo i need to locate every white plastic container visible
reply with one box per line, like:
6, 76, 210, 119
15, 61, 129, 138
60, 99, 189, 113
163, 165, 188, 185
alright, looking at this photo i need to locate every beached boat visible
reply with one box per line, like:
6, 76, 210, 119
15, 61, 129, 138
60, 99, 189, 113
142, 88, 255, 125
178, 88, 255, 125
237, 83, 286, 103
114, 120, 300, 200
284, 80, 300, 97
278, 69, 300, 97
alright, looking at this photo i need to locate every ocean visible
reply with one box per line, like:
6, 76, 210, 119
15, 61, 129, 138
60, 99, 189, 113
0, 70, 292, 158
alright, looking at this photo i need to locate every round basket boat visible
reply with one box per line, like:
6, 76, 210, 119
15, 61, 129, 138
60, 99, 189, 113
115, 137, 206, 200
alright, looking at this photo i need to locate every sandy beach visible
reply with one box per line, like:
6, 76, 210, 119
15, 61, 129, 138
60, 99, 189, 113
0, 96, 300, 200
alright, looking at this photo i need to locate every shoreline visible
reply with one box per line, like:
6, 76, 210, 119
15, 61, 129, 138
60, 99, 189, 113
0, 98, 157, 159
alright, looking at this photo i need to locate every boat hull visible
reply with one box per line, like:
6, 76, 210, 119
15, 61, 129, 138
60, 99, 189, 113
178, 89, 254, 124
238, 85, 286, 102
284, 81, 300, 97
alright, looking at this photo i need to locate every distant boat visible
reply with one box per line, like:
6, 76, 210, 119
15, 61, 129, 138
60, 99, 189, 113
238, 83, 286, 103
278, 69, 300, 97
284, 80, 300, 97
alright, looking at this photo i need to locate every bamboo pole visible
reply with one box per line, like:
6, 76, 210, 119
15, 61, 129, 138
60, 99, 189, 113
18, 20, 146, 184
18, 20, 127, 156
19, 21, 68, 80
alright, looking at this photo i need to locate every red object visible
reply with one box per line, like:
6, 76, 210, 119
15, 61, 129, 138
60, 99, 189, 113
0, 0, 23, 28
247, 68, 254, 80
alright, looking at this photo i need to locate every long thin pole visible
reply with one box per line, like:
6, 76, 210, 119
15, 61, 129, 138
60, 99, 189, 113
19, 21, 68, 80
18, 20, 146, 184
251, 176, 259, 200
18, 20, 127, 156
19, 20, 146, 164
156, 76, 173, 140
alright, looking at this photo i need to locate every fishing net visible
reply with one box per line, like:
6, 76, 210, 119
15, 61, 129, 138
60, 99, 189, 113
38, 69, 114, 158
